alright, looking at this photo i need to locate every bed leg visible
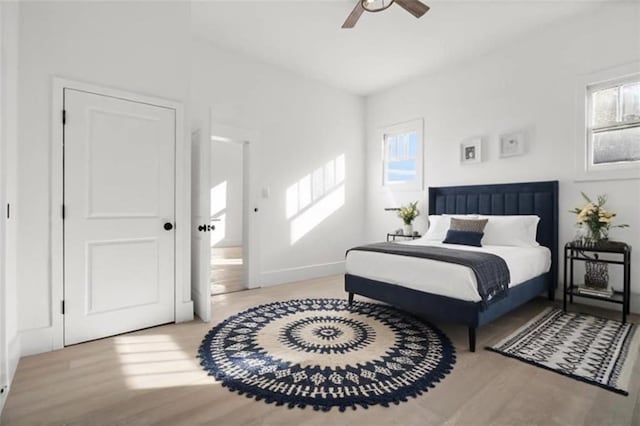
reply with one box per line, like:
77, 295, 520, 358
348, 292, 354, 306
468, 327, 476, 352
548, 286, 555, 301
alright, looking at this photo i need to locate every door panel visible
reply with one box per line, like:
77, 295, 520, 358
190, 129, 212, 322
86, 110, 161, 218
86, 238, 159, 314
64, 89, 175, 345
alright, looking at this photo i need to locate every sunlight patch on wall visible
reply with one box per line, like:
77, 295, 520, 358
210, 181, 227, 216
114, 334, 214, 389
210, 213, 226, 247
291, 184, 345, 244
210, 180, 227, 246
287, 154, 345, 244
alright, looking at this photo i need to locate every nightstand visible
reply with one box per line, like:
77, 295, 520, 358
387, 233, 421, 242
563, 241, 631, 323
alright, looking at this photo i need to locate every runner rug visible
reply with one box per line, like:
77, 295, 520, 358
488, 307, 639, 395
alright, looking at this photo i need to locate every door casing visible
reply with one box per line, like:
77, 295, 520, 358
51, 78, 193, 349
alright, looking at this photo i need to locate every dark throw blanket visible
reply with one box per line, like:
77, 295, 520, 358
347, 242, 510, 308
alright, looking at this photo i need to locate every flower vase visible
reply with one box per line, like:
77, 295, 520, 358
581, 227, 609, 248
585, 260, 609, 290
403, 224, 413, 236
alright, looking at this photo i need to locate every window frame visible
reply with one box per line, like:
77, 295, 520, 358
575, 62, 640, 181
380, 118, 424, 191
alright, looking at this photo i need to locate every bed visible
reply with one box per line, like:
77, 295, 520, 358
345, 180, 559, 352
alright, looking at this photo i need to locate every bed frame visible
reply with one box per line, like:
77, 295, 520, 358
345, 180, 559, 352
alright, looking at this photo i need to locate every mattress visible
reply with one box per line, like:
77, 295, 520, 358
345, 239, 551, 303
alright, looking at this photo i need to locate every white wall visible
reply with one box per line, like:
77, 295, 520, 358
365, 4, 640, 308
190, 37, 365, 286
16, 1, 365, 356
210, 140, 243, 248
17, 1, 192, 355
0, 0, 20, 410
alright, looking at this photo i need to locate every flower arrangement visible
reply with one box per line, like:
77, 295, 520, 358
571, 192, 628, 245
398, 201, 420, 225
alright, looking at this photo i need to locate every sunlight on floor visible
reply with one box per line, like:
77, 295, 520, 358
114, 334, 215, 389
213, 257, 243, 266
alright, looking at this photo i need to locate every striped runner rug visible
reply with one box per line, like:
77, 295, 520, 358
488, 307, 639, 395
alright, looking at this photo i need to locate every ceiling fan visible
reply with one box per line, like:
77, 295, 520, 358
342, 0, 430, 28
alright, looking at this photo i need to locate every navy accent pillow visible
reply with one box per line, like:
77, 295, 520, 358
443, 230, 484, 247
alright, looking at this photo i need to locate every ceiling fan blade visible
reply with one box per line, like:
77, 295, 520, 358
342, 2, 365, 29
395, 0, 430, 18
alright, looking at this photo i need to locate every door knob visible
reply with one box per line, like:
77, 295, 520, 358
164, 222, 174, 231
198, 225, 206, 232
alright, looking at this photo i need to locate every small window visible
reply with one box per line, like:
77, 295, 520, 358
589, 78, 640, 166
381, 119, 423, 190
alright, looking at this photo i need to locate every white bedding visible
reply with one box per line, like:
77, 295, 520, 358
345, 239, 551, 302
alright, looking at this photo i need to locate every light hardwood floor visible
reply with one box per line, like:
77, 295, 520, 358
211, 246, 246, 295
3, 275, 639, 425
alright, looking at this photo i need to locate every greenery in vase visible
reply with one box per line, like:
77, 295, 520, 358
570, 192, 628, 244
398, 201, 420, 225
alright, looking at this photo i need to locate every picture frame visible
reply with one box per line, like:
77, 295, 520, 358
460, 138, 482, 164
499, 131, 526, 158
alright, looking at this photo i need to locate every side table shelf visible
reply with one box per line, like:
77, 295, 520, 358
387, 233, 421, 242
563, 241, 631, 323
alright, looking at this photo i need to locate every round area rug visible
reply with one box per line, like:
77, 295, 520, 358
198, 298, 456, 412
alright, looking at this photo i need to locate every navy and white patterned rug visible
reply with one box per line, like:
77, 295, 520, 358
488, 308, 640, 395
198, 298, 456, 411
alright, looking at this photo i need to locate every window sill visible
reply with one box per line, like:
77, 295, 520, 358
574, 168, 640, 182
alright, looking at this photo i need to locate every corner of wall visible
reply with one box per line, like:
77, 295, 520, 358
19, 327, 55, 357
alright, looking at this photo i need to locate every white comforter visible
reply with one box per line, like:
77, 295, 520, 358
345, 239, 551, 302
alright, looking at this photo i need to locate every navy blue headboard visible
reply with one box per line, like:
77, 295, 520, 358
428, 181, 559, 288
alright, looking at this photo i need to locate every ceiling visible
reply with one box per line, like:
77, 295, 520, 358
191, 1, 609, 95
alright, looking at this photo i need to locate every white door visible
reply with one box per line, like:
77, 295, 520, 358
190, 129, 211, 322
64, 89, 176, 345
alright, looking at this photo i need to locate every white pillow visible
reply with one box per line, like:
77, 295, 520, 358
423, 214, 478, 241
478, 215, 540, 247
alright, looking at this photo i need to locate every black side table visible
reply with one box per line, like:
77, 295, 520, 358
387, 233, 421, 242
563, 241, 631, 323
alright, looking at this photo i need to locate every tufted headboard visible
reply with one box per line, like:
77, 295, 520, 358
428, 180, 559, 288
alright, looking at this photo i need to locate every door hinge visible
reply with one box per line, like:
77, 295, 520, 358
61, 204, 65, 219
62, 109, 66, 125
61, 300, 65, 315
6, 203, 9, 219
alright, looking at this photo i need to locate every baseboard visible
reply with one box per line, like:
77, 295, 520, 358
8, 334, 20, 379
20, 301, 195, 357
19, 326, 55, 357
176, 300, 194, 323
0, 335, 21, 414
260, 261, 345, 288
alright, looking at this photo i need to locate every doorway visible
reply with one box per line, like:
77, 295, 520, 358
209, 138, 247, 295
191, 121, 258, 321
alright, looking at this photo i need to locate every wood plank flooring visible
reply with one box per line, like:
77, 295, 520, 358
2, 275, 639, 425
211, 246, 246, 295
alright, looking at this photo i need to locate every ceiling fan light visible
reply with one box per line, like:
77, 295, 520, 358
361, 0, 395, 13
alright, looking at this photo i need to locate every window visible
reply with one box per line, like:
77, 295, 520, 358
588, 77, 640, 165
575, 63, 640, 181
381, 119, 423, 190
